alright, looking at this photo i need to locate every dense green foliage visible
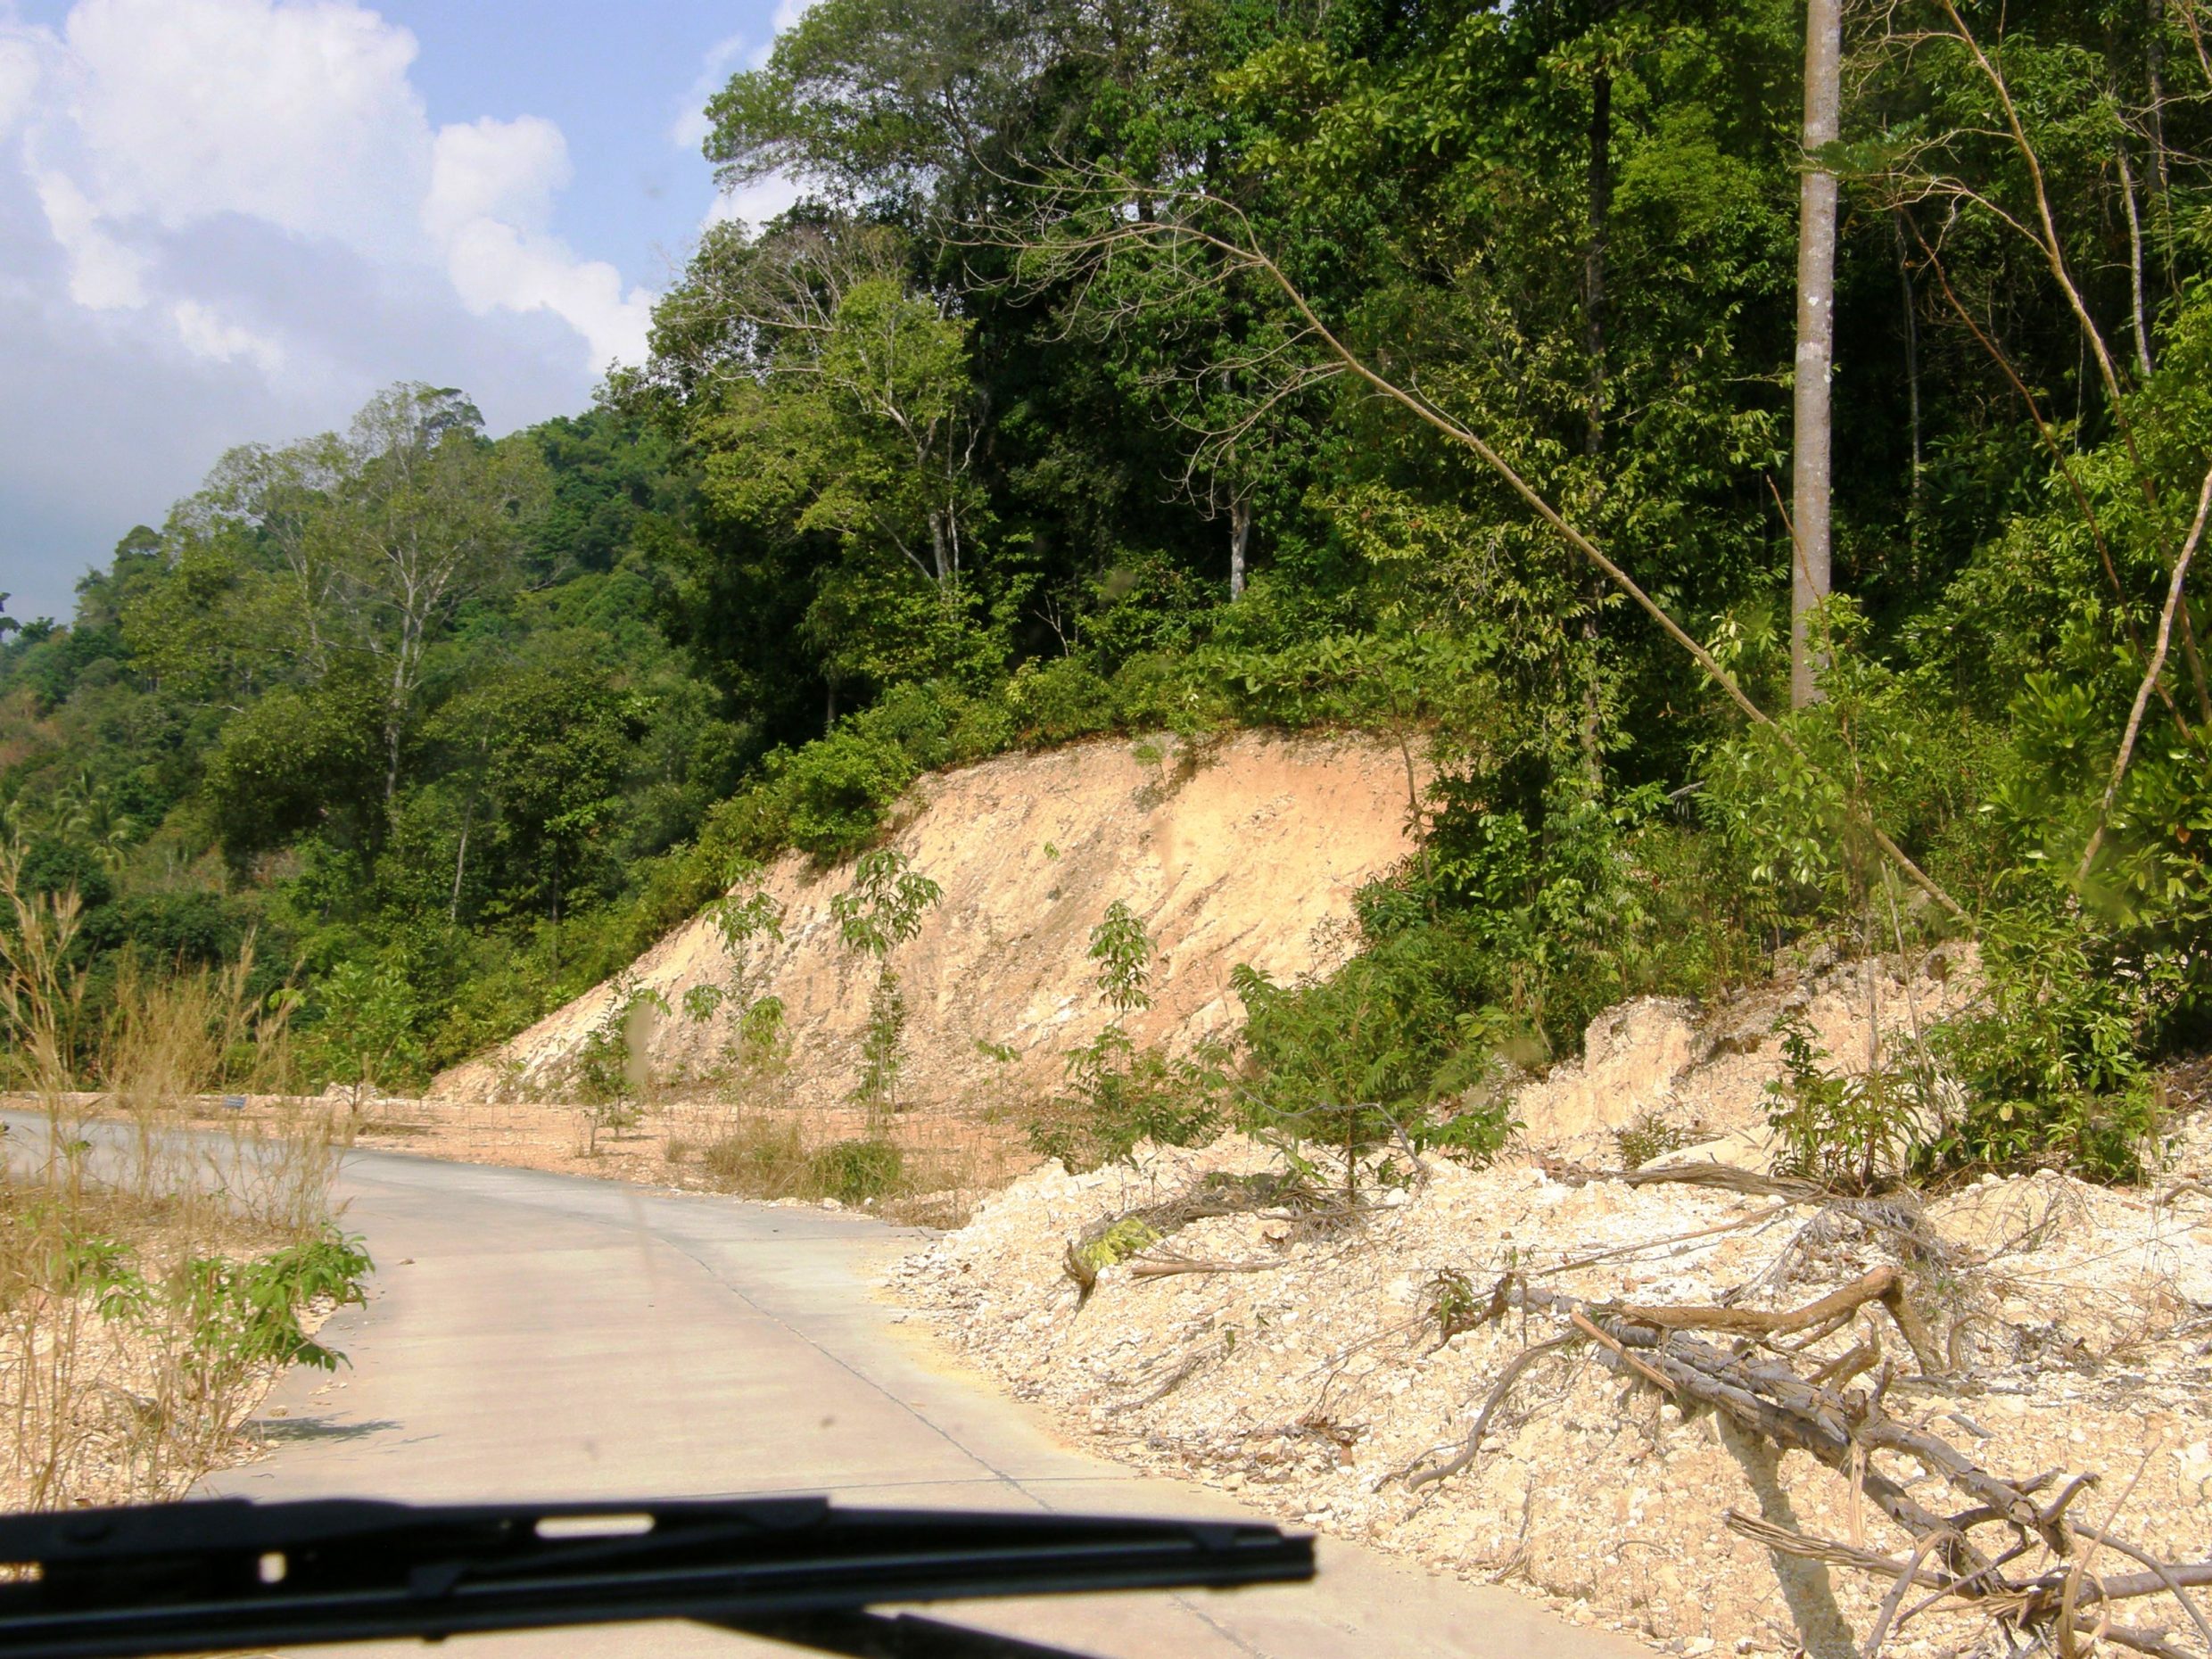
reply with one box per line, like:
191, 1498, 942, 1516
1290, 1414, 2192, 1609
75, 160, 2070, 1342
6, 0, 2208, 1178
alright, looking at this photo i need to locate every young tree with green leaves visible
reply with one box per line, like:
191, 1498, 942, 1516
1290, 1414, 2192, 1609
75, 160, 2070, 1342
829, 848, 942, 1122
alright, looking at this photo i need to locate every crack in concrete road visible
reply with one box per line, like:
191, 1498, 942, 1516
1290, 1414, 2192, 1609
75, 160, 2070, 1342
202, 1146, 1644, 1658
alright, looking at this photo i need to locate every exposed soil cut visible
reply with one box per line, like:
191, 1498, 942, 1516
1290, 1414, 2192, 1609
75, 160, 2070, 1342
433, 730, 1425, 1114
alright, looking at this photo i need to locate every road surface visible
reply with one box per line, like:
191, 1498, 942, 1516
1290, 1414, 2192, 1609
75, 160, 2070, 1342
202, 1147, 1641, 1657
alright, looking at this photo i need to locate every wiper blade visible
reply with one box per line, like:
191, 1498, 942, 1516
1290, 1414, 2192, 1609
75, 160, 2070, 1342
0, 1495, 1313, 1659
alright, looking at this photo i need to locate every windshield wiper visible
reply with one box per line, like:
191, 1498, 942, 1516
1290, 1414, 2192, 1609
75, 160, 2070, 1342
0, 1494, 1313, 1659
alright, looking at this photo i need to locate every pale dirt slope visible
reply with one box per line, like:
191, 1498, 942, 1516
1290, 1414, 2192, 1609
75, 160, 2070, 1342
433, 730, 1424, 1110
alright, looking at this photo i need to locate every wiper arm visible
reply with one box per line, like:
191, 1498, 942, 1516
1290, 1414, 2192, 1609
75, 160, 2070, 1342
0, 1495, 1314, 1659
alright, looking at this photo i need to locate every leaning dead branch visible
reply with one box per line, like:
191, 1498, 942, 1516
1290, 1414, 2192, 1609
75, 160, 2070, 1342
978, 169, 1971, 925
1127, 1253, 1287, 1279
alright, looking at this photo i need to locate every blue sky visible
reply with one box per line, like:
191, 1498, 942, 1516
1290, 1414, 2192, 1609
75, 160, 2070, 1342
0, 0, 805, 621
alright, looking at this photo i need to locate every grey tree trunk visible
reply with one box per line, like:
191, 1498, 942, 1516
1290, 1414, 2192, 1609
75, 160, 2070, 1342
1229, 498, 1251, 600
1580, 66, 1613, 788
449, 798, 473, 925
929, 512, 952, 587
1790, 0, 1841, 709
1894, 213, 1924, 574
2148, 0, 2171, 201
2118, 138, 2155, 377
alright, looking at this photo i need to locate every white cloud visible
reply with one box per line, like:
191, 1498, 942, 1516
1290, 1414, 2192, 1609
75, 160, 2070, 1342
670, 31, 747, 153
682, 0, 819, 237
170, 297, 284, 375
34, 167, 144, 308
441, 217, 650, 371
0, 28, 41, 140
425, 114, 566, 240
51, 0, 428, 251
704, 171, 807, 235
764, 0, 815, 45
425, 115, 650, 370
7, 0, 650, 378
0, 0, 670, 621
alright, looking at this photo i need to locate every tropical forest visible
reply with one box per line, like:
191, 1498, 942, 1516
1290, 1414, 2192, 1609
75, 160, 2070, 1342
5, 0, 2207, 1184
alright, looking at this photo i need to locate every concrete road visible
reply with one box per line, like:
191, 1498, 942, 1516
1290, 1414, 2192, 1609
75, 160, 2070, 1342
203, 1148, 1639, 1658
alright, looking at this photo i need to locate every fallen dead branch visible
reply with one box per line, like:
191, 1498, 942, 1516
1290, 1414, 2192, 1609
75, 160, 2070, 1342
1401, 1267, 2211, 1655
1128, 1252, 1288, 1279
1622, 1161, 1822, 1200
1617, 1265, 1944, 1373
1528, 1203, 1793, 1278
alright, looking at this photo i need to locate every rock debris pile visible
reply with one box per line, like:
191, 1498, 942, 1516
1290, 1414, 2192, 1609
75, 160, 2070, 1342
893, 1111, 2212, 1656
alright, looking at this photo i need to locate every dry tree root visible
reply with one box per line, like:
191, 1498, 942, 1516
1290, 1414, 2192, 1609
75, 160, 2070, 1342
1400, 1334, 1577, 1491
1400, 1267, 2212, 1655
1061, 1241, 1098, 1308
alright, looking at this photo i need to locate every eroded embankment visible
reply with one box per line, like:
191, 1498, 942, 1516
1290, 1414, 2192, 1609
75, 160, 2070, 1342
433, 730, 1424, 1112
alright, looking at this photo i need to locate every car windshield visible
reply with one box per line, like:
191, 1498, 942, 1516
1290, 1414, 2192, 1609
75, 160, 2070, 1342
3, 3, 2211, 1657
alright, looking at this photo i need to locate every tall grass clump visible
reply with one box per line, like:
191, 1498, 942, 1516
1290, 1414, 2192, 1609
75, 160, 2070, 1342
0, 849, 367, 1509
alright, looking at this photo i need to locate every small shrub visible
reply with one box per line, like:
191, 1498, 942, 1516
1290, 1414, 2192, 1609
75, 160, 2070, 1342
832, 850, 941, 1123
810, 1137, 904, 1203
759, 726, 919, 863
176, 1226, 373, 1374
851, 972, 910, 1117
1233, 956, 1475, 1196
1005, 657, 1116, 744
1413, 1102, 1514, 1165
570, 976, 668, 1151
1031, 1028, 1230, 1172
1426, 1267, 1484, 1342
305, 960, 424, 1100
1762, 1011, 1936, 1192
1029, 902, 1226, 1171
1109, 651, 1233, 738
1926, 901, 2176, 1180
1614, 1108, 1703, 1172
706, 863, 786, 961
1088, 900, 1152, 1013
722, 995, 792, 1102
1074, 1217, 1159, 1270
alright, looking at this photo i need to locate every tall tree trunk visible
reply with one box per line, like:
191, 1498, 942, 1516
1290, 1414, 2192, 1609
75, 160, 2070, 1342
1580, 65, 1613, 788
929, 511, 952, 587
2117, 138, 2156, 377
2148, 0, 2172, 221
1790, 0, 1841, 710
1229, 497, 1251, 600
449, 797, 473, 925
1894, 213, 1925, 576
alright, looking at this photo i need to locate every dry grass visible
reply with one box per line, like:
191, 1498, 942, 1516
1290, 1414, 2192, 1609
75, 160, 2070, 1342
657, 1089, 1035, 1226
0, 848, 358, 1512
338, 1076, 1039, 1228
